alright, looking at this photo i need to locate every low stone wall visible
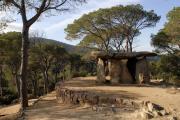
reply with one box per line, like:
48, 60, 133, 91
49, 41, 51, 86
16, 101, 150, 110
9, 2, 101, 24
56, 82, 139, 108
56, 82, 172, 119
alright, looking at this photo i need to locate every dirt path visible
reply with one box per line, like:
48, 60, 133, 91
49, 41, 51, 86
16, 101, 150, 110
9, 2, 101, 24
0, 104, 20, 117
24, 90, 179, 120
25, 91, 135, 120
24, 77, 180, 120
65, 77, 180, 112
1, 77, 180, 120
66, 86, 180, 112
0, 99, 38, 120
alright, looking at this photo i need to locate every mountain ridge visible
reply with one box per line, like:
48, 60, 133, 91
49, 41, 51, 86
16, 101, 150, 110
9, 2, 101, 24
30, 37, 76, 52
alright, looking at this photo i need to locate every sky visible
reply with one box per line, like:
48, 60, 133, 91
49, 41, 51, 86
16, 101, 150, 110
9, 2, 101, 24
2, 0, 180, 51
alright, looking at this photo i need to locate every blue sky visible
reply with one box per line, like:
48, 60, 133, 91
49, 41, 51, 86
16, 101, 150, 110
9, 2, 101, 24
2, 0, 180, 51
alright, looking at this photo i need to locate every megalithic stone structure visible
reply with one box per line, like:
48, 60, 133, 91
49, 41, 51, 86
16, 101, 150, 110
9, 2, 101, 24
90, 51, 157, 84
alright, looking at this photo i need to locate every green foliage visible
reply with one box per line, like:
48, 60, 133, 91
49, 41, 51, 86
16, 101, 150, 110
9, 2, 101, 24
72, 71, 88, 77
1, 0, 87, 109
68, 53, 96, 78
0, 88, 18, 105
0, 32, 21, 97
65, 4, 160, 52
62, 65, 72, 80
151, 31, 170, 53
0, 32, 73, 103
165, 7, 180, 45
149, 55, 180, 85
0, 32, 21, 71
151, 7, 180, 85
29, 39, 70, 94
159, 55, 180, 77
151, 7, 180, 54
0, 17, 9, 32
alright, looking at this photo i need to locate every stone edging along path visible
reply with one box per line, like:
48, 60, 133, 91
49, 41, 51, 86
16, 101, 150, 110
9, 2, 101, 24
56, 82, 175, 119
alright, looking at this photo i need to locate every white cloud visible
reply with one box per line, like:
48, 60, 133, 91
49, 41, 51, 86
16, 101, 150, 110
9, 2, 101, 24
45, 17, 76, 32
4, 23, 22, 32
3, 0, 140, 33
2, 0, 141, 46
43, 0, 141, 46
45, 0, 140, 33
0, 12, 6, 18
4, 22, 42, 33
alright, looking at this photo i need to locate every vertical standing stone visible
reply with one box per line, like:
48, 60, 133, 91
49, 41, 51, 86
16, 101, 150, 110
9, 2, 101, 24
97, 58, 105, 83
110, 59, 133, 84
110, 59, 122, 84
120, 59, 133, 84
108, 60, 111, 80
143, 58, 150, 83
135, 57, 150, 84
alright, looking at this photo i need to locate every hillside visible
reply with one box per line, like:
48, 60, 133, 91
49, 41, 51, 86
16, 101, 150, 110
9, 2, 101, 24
29, 38, 160, 61
30, 37, 94, 55
30, 37, 77, 53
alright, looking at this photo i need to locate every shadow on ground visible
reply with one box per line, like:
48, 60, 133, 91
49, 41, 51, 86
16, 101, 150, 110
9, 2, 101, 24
25, 92, 133, 120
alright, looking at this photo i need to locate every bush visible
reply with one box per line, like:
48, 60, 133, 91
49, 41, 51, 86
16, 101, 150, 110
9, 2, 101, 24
0, 94, 18, 105
168, 76, 180, 86
0, 88, 18, 105
72, 71, 88, 77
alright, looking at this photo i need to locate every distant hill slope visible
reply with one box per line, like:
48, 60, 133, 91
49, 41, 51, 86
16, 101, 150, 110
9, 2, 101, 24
30, 37, 85, 54
30, 37, 91, 55
147, 56, 160, 61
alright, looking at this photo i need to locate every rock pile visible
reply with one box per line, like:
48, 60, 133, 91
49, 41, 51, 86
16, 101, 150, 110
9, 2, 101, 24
134, 101, 170, 119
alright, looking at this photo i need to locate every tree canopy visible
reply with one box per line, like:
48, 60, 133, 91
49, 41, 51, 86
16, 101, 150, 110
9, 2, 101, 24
150, 7, 180, 84
0, 32, 22, 97
0, 32, 72, 103
151, 7, 180, 54
65, 4, 160, 52
0, 0, 86, 109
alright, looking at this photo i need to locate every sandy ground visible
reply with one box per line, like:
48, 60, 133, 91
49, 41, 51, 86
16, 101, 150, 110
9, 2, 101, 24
0, 99, 38, 120
65, 77, 180, 112
24, 91, 136, 120
0, 104, 20, 117
1, 77, 180, 120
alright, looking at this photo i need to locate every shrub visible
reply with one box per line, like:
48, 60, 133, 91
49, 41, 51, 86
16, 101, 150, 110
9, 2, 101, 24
72, 71, 88, 77
0, 88, 18, 105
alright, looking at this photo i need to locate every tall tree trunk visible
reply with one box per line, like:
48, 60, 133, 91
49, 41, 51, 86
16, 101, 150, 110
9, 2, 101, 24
126, 39, 129, 52
43, 72, 47, 94
20, 26, 29, 109
104, 42, 109, 53
32, 79, 37, 98
55, 72, 58, 83
43, 69, 49, 94
15, 73, 20, 98
45, 70, 49, 93
0, 65, 3, 97
33, 72, 38, 98
63, 70, 66, 81
129, 42, 133, 52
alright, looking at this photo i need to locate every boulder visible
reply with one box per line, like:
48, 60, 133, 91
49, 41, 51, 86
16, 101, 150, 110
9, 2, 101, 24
138, 101, 169, 119
140, 111, 154, 119
169, 116, 178, 120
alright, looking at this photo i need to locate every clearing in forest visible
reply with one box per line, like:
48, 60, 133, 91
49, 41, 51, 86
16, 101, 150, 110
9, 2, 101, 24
23, 77, 180, 120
